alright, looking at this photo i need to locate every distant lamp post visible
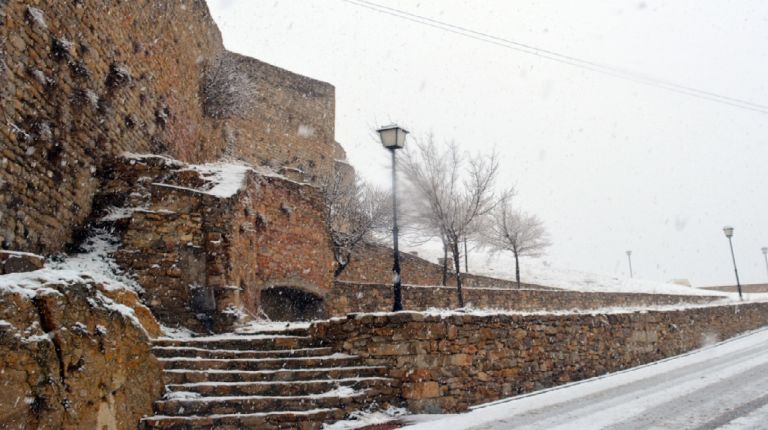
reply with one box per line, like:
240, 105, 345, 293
722, 226, 743, 300
377, 124, 409, 311
762, 247, 768, 280
626, 250, 633, 278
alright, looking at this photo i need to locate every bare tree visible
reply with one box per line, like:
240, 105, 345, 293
400, 136, 507, 307
481, 195, 551, 288
323, 170, 391, 277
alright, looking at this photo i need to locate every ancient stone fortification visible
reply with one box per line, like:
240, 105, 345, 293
98, 154, 335, 332
311, 302, 768, 413
0, 0, 335, 255
327, 281, 721, 315
0, 276, 163, 429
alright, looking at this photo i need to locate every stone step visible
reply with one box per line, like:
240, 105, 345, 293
152, 345, 334, 359
154, 389, 368, 416
141, 408, 343, 430
233, 327, 311, 337
163, 366, 389, 384
159, 353, 360, 371
152, 335, 316, 351
165, 377, 393, 397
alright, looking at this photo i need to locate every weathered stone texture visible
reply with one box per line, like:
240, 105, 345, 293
0, 250, 45, 274
106, 155, 335, 332
0, 279, 163, 429
326, 280, 721, 315
311, 303, 768, 413
0, 0, 336, 256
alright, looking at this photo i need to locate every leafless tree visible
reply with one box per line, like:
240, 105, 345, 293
481, 195, 551, 288
400, 136, 508, 307
323, 169, 391, 277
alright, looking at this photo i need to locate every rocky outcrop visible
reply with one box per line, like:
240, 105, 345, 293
0, 251, 45, 274
0, 273, 163, 429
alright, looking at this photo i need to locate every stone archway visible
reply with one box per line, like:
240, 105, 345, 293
260, 286, 326, 321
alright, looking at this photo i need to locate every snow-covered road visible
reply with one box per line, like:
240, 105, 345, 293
402, 327, 768, 430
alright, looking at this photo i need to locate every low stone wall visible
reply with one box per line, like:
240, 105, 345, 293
311, 303, 768, 413
326, 281, 722, 315
339, 243, 548, 290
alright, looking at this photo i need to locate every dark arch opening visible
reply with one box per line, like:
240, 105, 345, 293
260, 287, 326, 321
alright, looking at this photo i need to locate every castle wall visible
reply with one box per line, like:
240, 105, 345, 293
0, 1, 336, 255
108, 155, 335, 332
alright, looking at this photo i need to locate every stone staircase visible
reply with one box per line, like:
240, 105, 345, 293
141, 327, 394, 429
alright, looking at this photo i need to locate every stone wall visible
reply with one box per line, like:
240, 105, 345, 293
338, 243, 546, 289
0, 276, 163, 429
106, 154, 335, 332
326, 281, 721, 315
0, 0, 336, 256
311, 303, 768, 413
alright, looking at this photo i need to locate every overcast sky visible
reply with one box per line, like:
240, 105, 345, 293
206, 0, 768, 286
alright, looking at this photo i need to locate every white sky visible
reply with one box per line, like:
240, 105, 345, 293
206, 0, 768, 287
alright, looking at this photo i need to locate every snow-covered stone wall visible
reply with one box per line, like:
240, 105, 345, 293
327, 281, 721, 315
311, 303, 768, 413
0, 1, 336, 256
102, 154, 335, 332
338, 243, 542, 289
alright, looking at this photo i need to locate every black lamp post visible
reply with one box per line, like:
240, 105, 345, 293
377, 124, 409, 311
626, 250, 633, 278
723, 226, 743, 300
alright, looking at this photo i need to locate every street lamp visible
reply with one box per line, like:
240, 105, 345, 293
626, 250, 633, 278
762, 247, 768, 280
722, 226, 743, 300
377, 124, 409, 311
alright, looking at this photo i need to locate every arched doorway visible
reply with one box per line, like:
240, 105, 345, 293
260, 286, 326, 321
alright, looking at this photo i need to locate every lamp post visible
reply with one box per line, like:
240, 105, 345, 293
722, 226, 743, 300
626, 250, 633, 278
762, 247, 768, 280
377, 124, 409, 312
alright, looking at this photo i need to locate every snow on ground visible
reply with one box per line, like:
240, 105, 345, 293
322, 407, 408, 429
235, 320, 311, 334
406, 243, 733, 297
399, 327, 768, 430
46, 230, 144, 294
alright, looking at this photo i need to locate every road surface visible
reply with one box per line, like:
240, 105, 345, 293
402, 327, 768, 430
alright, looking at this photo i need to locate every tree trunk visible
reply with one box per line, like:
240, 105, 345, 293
441, 242, 448, 286
514, 251, 521, 289
452, 241, 464, 307
333, 251, 351, 278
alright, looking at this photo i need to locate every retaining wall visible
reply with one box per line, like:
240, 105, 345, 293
311, 302, 768, 413
326, 281, 722, 315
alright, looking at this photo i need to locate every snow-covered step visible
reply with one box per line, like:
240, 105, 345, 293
152, 334, 316, 351
163, 365, 389, 384
159, 353, 361, 371
141, 408, 343, 430
151, 345, 334, 359
154, 388, 369, 415
165, 377, 393, 397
